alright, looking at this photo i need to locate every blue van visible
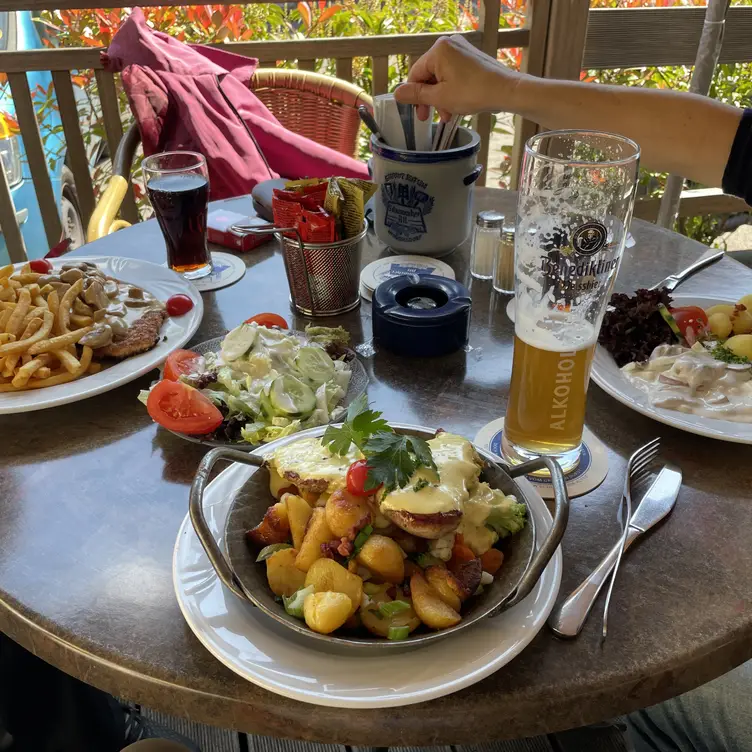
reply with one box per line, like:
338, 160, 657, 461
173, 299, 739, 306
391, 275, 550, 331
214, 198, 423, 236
0, 10, 90, 264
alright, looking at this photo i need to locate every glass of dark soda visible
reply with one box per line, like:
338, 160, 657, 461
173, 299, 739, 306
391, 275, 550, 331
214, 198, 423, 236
143, 151, 212, 280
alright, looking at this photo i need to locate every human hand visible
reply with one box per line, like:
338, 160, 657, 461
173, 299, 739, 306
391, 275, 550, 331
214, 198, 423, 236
394, 34, 522, 121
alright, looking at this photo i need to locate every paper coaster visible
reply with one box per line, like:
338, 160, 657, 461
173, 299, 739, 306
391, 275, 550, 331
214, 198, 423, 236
190, 252, 246, 292
474, 417, 608, 499
360, 254, 455, 300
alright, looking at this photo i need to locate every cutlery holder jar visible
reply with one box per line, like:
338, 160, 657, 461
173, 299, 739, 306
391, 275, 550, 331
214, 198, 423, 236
370, 127, 482, 256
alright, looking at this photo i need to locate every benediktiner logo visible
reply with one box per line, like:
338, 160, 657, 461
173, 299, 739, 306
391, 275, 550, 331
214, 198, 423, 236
572, 221, 607, 256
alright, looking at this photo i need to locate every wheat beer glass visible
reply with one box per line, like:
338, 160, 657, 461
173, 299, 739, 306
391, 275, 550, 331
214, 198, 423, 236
502, 131, 640, 474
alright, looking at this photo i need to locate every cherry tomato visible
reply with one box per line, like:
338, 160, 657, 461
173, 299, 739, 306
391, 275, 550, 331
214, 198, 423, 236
166, 294, 194, 316
244, 313, 288, 329
346, 459, 381, 497
146, 380, 223, 435
670, 306, 709, 341
163, 349, 205, 382
29, 258, 53, 274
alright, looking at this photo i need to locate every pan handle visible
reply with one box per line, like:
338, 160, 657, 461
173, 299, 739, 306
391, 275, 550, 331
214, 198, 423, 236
489, 456, 569, 615
189, 446, 266, 601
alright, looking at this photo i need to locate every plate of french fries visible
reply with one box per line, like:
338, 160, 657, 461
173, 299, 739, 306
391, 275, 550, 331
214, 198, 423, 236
0, 256, 203, 414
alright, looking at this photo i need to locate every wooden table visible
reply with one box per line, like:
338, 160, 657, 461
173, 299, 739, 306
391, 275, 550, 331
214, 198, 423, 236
2, 187, 751, 745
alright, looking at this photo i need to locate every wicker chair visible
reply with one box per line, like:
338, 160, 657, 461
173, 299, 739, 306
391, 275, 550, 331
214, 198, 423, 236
87, 69, 372, 242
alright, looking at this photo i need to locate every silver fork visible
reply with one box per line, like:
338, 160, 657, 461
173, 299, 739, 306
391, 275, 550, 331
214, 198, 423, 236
601, 437, 661, 640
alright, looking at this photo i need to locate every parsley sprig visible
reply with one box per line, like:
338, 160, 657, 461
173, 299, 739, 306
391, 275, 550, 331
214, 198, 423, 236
322, 394, 436, 493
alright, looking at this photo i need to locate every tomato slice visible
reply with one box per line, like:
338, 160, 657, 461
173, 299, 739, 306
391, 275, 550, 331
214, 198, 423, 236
670, 306, 709, 341
163, 349, 205, 382
346, 459, 381, 496
244, 313, 288, 329
29, 258, 53, 273
166, 294, 194, 316
146, 380, 223, 435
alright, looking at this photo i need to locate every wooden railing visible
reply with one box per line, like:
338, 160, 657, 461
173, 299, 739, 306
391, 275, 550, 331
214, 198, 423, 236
1, 1, 752, 262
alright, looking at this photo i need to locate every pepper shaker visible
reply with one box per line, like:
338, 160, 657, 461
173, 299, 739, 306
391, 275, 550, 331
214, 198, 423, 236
470, 210, 504, 280
493, 223, 516, 294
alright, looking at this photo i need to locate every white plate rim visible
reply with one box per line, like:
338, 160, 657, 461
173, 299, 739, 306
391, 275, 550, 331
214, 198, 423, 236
172, 459, 562, 709
592, 293, 752, 444
0, 256, 203, 414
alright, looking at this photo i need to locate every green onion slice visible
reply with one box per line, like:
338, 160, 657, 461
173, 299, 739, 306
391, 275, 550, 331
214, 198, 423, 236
387, 625, 410, 641
255, 543, 292, 562
378, 600, 411, 618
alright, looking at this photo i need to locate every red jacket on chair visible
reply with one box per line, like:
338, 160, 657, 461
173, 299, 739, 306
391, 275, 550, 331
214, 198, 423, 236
104, 8, 369, 200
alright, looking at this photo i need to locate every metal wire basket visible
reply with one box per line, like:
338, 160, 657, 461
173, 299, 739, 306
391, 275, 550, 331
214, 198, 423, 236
240, 221, 366, 317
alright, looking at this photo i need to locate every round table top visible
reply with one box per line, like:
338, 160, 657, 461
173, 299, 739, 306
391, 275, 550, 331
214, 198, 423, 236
2, 187, 752, 745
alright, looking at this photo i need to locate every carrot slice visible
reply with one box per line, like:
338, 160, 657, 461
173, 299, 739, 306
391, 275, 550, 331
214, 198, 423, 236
480, 548, 504, 575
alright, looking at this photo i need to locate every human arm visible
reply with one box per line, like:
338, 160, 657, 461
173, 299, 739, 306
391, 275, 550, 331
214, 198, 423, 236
394, 35, 743, 190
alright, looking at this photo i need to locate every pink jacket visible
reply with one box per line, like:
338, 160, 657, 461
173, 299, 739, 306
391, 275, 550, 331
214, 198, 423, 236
104, 9, 369, 200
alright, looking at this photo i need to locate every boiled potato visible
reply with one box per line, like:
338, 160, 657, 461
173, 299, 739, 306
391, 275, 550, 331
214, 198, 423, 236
356, 535, 405, 584
424, 565, 463, 611
284, 493, 312, 550
360, 590, 420, 638
303, 591, 352, 634
726, 334, 752, 360
737, 294, 752, 312
294, 507, 333, 572
247, 501, 290, 547
304, 558, 363, 617
708, 312, 733, 340
410, 571, 461, 630
706, 304, 737, 319
266, 548, 306, 597
325, 490, 372, 538
731, 306, 752, 335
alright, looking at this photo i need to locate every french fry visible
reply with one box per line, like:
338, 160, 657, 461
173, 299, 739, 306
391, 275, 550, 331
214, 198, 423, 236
2, 355, 19, 378
7, 279, 20, 289
87, 362, 102, 374
34, 367, 52, 379
70, 314, 93, 328
53, 348, 81, 374
11, 354, 51, 387
0, 278, 9, 289
21, 353, 31, 365
73, 298, 93, 316
0, 311, 11, 330
21, 262, 31, 273
0, 333, 15, 344
26, 283, 40, 299
20, 317, 43, 340
39, 284, 54, 296
5, 288, 31, 337
0, 310, 54, 356
33, 295, 47, 308
47, 290, 59, 320
56, 278, 83, 335
27, 324, 92, 355
10, 272, 41, 285
21, 306, 48, 328
0, 264, 13, 279
0, 287, 16, 302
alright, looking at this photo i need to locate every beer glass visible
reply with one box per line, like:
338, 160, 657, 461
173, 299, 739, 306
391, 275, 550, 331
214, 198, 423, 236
502, 130, 640, 474
143, 151, 212, 280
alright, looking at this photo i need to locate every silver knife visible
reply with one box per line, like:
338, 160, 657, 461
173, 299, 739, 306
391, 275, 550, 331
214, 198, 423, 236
649, 251, 724, 292
548, 464, 682, 639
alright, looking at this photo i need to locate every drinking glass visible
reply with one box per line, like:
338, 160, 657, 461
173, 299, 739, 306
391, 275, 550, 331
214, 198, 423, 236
502, 130, 640, 474
143, 151, 212, 280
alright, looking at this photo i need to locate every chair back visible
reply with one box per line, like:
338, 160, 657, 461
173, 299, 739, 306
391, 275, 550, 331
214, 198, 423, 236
250, 68, 372, 159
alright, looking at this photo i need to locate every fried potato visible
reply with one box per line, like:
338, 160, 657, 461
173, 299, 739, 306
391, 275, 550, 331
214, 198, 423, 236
356, 535, 405, 584
0, 334, 15, 345
53, 349, 81, 374
56, 277, 84, 335
303, 591, 352, 634
284, 493, 313, 550
266, 548, 306, 597
424, 565, 463, 611
5, 288, 31, 337
295, 507, 334, 572
12, 354, 52, 387
360, 590, 420, 638
47, 290, 59, 319
0, 311, 54, 356
70, 314, 93, 328
0, 288, 15, 303
325, 490, 372, 538
27, 325, 93, 355
410, 571, 461, 630
247, 501, 290, 547
304, 558, 363, 618
10, 273, 41, 285
0, 264, 13, 279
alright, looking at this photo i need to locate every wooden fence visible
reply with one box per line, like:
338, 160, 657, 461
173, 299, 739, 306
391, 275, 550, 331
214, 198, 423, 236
1, 1, 751, 261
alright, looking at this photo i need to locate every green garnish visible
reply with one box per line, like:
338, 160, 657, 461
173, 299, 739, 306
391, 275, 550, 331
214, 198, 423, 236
363, 582, 385, 595
412, 478, 431, 493
349, 524, 374, 560
413, 553, 443, 569
378, 600, 411, 618
387, 625, 410, 641
658, 304, 683, 340
282, 584, 314, 618
322, 395, 436, 493
712, 344, 750, 365
255, 543, 293, 562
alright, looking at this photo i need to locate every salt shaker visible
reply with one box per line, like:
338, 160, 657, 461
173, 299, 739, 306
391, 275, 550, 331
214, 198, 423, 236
493, 224, 516, 294
470, 210, 504, 280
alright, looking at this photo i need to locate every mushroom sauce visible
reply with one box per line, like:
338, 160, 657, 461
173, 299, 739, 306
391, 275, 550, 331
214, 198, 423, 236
622, 344, 752, 422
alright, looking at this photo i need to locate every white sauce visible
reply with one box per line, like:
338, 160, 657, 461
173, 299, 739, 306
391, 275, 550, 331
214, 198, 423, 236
622, 344, 752, 422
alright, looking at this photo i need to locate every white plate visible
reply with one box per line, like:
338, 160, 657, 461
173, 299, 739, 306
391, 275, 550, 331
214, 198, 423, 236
0, 256, 203, 414
172, 457, 562, 709
592, 294, 752, 444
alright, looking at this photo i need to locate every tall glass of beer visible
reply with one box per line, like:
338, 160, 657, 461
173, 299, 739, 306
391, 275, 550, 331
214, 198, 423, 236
502, 131, 640, 474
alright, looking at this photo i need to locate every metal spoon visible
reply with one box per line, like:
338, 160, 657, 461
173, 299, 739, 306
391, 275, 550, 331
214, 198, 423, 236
358, 105, 388, 145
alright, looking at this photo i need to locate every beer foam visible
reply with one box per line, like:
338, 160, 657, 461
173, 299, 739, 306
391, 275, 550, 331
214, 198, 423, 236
515, 310, 597, 352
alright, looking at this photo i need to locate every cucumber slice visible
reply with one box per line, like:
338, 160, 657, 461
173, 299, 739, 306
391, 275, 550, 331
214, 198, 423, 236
269, 374, 316, 416
295, 346, 335, 386
658, 304, 683, 340
222, 323, 257, 361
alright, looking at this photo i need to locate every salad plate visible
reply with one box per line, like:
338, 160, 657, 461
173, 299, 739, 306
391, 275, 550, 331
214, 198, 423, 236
172, 448, 562, 708
592, 294, 752, 444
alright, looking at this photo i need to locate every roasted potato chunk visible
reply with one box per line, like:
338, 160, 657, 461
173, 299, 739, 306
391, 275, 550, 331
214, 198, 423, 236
266, 548, 306, 597
424, 565, 462, 611
304, 558, 363, 617
247, 502, 290, 547
303, 591, 352, 634
356, 534, 405, 584
361, 592, 420, 638
294, 507, 333, 572
284, 493, 313, 550
325, 490, 372, 538
410, 571, 461, 630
